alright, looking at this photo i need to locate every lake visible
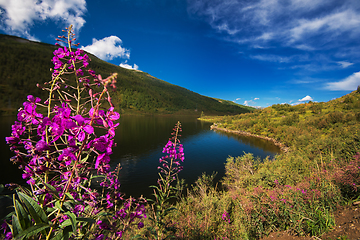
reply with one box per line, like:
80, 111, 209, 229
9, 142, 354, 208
0, 115, 281, 198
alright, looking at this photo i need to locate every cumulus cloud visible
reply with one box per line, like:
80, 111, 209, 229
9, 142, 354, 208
324, 71, 360, 91
120, 61, 139, 70
298, 95, 313, 102
81, 36, 130, 61
0, 0, 87, 36
188, 0, 360, 52
254, 98, 259, 100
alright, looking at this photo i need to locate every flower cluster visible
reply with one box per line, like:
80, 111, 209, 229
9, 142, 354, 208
222, 210, 231, 224
149, 121, 185, 238
4, 25, 145, 239
158, 122, 184, 177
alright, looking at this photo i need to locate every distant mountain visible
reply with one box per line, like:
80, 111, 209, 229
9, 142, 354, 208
0, 34, 254, 116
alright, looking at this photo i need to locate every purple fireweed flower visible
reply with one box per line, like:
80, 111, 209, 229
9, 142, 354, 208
58, 147, 77, 165
53, 47, 69, 58
11, 121, 25, 138
95, 234, 104, 240
37, 117, 51, 138
108, 121, 119, 137
74, 204, 85, 215
17, 96, 43, 124
117, 209, 127, 219
138, 222, 144, 229
106, 107, 120, 121
222, 210, 231, 224
89, 135, 113, 153
35, 139, 50, 152
71, 115, 94, 141
27, 95, 41, 104
22, 166, 33, 180
5, 136, 20, 145
83, 59, 89, 68
116, 231, 123, 238
96, 220, 110, 230
88, 69, 96, 77
1, 221, 12, 240
76, 68, 84, 76
95, 153, 110, 170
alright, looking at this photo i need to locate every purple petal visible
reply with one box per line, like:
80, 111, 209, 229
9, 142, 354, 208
35, 140, 49, 152
83, 125, 94, 134
72, 115, 85, 126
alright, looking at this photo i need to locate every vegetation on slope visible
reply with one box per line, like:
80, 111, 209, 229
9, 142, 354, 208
0, 34, 253, 116
169, 90, 360, 239
124, 91, 360, 239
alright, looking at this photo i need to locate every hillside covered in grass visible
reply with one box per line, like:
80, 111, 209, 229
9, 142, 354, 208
0, 34, 253, 116
158, 90, 360, 239
120, 91, 360, 239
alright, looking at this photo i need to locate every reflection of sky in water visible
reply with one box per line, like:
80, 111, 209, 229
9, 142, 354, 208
113, 116, 280, 198
0, 115, 280, 199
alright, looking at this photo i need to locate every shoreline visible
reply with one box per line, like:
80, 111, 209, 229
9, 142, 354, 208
210, 124, 290, 153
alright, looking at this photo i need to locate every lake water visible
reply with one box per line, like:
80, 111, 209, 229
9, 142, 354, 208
0, 115, 281, 198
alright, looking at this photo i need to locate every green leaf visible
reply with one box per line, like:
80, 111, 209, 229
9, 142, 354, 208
62, 225, 72, 240
52, 229, 64, 240
44, 183, 59, 198
12, 214, 22, 238
60, 219, 72, 228
14, 199, 31, 230
65, 211, 77, 232
14, 223, 50, 240
63, 201, 74, 211
18, 191, 48, 224
65, 192, 74, 200
55, 201, 64, 211
90, 175, 104, 180
81, 154, 89, 163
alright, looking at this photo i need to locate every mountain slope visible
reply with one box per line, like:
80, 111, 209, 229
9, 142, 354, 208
0, 34, 253, 115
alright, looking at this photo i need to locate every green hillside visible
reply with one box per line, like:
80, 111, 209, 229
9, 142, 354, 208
0, 34, 253, 116
177, 90, 360, 238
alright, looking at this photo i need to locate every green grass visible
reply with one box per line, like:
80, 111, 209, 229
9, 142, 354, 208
126, 91, 360, 239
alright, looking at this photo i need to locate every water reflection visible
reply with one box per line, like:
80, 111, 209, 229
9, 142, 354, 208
0, 115, 281, 198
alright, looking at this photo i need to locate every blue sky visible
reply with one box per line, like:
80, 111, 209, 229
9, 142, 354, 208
1, 0, 360, 108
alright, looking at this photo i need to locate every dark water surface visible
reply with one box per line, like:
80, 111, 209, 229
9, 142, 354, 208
0, 115, 281, 198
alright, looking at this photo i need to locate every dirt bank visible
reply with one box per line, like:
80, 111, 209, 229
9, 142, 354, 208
210, 124, 290, 153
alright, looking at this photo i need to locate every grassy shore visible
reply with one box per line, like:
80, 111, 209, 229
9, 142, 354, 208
125, 90, 360, 239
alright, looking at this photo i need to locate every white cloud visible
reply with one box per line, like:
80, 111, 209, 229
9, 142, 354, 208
298, 95, 313, 102
337, 61, 354, 68
188, 1, 360, 52
243, 100, 252, 106
0, 0, 87, 36
120, 62, 139, 70
288, 10, 360, 45
325, 71, 360, 91
235, 98, 241, 101
81, 36, 130, 61
243, 99, 261, 108
254, 98, 259, 100
251, 54, 292, 63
